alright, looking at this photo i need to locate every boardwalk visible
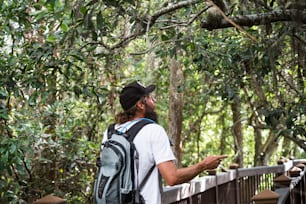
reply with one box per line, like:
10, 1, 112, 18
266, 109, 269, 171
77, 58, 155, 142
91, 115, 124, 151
162, 159, 306, 204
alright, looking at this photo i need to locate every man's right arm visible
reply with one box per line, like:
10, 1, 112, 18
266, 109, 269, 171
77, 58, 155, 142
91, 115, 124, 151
158, 155, 227, 186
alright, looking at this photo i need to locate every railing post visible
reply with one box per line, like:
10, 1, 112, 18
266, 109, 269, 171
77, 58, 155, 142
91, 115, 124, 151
273, 174, 291, 204
277, 158, 288, 177
273, 174, 291, 189
289, 166, 302, 177
251, 189, 279, 204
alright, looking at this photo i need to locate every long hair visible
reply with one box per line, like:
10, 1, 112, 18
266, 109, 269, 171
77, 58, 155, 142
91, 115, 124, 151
115, 105, 138, 124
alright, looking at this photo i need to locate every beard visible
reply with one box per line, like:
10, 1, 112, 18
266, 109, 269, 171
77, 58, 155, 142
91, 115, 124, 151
144, 104, 158, 123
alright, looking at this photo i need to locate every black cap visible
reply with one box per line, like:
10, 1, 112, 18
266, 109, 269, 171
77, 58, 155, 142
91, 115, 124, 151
119, 81, 155, 111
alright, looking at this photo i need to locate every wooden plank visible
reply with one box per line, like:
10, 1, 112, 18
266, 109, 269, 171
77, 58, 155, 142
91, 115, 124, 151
238, 165, 285, 177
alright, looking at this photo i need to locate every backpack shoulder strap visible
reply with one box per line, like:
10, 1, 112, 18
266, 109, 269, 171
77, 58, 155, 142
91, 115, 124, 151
107, 123, 116, 139
139, 164, 155, 189
125, 119, 153, 142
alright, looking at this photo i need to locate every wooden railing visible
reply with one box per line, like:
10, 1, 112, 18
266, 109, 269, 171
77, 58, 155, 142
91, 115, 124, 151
161, 159, 306, 204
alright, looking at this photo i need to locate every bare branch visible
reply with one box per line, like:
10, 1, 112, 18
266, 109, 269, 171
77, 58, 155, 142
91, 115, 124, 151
158, 5, 210, 29
201, 9, 306, 30
151, 0, 202, 22
207, 0, 257, 42
283, 133, 306, 151
109, 0, 202, 50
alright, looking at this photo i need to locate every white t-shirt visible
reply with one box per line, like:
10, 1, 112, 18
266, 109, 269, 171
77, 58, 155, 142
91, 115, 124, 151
102, 119, 176, 204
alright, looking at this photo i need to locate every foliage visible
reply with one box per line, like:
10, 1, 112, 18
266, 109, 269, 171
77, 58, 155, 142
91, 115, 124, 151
0, 0, 305, 203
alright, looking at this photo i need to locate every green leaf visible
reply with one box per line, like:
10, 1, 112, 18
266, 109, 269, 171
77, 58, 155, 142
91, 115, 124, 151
9, 144, 16, 154
0, 106, 8, 120
6, 166, 12, 176
2, 151, 8, 164
28, 92, 38, 106
70, 54, 84, 61
16, 163, 24, 173
0, 90, 7, 100
80, 6, 87, 15
45, 0, 55, 11
46, 35, 57, 42
161, 34, 169, 41
31, 9, 49, 20
61, 22, 69, 32
96, 11, 104, 31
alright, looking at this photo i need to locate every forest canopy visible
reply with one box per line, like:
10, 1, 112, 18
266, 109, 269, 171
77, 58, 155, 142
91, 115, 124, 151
0, 0, 305, 203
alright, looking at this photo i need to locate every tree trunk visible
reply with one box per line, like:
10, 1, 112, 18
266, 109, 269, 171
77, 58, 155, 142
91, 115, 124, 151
260, 131, 280, 165
254, 127, 263, 166
168, 58, 184, 167
231, 96, 244, 167
282, 137, 292, 158
220, 113, 227, 156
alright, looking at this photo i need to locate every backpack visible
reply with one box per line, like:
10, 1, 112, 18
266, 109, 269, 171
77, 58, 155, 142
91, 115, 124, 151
93, 119, 154, 204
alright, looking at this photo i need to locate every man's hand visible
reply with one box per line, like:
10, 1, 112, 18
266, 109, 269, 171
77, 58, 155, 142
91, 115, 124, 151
200, 155, 228, 170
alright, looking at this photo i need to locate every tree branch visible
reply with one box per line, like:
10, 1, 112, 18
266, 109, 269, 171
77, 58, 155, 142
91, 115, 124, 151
151, 0, 201, 22
201, 9, 306, 30
109, 0, 202, 50
283, 133, 306, 151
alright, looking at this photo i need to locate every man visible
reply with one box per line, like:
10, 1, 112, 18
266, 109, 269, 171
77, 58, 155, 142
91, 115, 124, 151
103, 81, 227, 204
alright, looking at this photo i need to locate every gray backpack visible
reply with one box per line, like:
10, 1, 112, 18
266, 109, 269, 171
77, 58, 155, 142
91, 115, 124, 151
94, 119, 154, 204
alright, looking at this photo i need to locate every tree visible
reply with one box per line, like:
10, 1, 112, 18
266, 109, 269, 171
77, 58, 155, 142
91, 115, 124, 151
0, 0, 305, 202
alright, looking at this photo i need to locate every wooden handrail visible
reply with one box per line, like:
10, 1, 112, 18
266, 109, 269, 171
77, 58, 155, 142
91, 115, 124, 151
161, 159, 306, 204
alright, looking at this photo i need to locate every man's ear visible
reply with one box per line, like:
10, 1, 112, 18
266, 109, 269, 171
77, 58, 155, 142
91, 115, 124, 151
136, 100, 145, 110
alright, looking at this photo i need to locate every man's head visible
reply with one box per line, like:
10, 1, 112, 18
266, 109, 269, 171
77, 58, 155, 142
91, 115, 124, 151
119, 81, 155, 111
118, 81, 158, 123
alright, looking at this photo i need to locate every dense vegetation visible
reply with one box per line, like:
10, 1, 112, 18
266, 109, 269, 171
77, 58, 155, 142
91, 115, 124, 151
0, 0, 305, 203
